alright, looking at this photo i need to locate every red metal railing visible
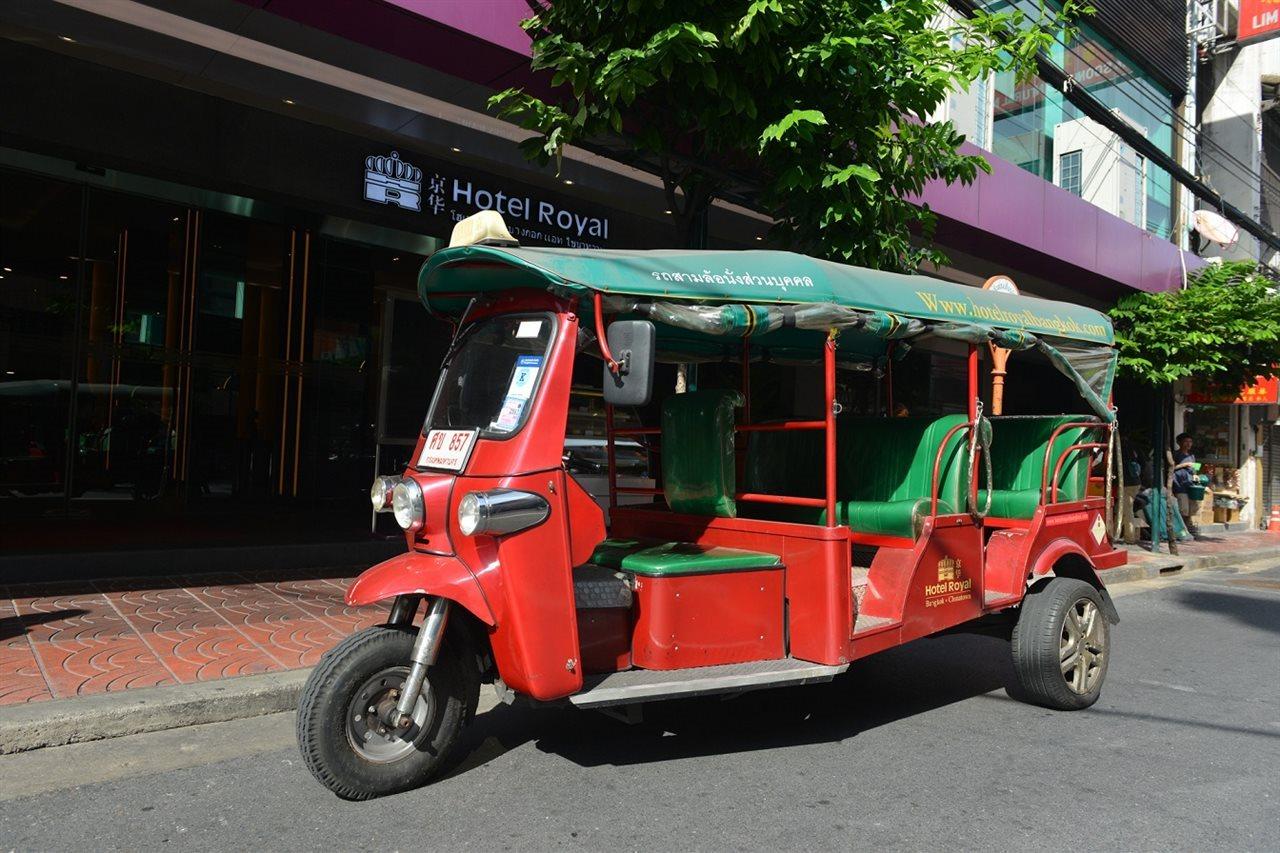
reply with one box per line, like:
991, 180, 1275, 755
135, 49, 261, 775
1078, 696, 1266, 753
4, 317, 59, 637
928, 421, 974, 517
602, 330, 840, 529
1039, 420, 1113, 505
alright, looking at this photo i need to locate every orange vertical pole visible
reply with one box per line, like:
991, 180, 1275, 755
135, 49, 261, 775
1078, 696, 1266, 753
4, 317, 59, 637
824, 336, 837, 527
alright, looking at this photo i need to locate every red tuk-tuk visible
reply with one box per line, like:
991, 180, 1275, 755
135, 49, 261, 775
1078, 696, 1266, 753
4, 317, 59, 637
298, 214, 1125, 799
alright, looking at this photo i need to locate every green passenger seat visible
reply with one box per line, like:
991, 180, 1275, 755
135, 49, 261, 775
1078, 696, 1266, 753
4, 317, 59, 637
661, 389, 743, 517
589, 538, 782, 576
741, 415, 970, 539
978, 416, 1097, 518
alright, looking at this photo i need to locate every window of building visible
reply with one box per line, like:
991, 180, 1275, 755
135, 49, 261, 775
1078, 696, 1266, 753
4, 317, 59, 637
1058, 149, 1083, 196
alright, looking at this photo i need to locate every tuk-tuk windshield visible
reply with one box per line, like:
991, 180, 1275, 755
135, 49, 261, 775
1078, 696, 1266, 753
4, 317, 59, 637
425, 313, 556, 439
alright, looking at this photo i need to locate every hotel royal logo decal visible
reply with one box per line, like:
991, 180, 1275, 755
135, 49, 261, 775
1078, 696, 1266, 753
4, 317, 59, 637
364, 151, 423, 212
924, 556, 973, 608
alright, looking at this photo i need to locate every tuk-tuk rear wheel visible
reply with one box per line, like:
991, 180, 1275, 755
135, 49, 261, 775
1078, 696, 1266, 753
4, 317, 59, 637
296, 624, 479, 800
1010, 577, 1110, 711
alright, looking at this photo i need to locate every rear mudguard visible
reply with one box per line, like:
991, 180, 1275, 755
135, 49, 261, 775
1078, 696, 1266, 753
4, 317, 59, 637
345, 551, 496, 626
1029, 538, 1120, 625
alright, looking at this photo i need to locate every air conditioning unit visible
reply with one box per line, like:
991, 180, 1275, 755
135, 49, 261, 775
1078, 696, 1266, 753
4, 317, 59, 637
1052, 111, 1149, 229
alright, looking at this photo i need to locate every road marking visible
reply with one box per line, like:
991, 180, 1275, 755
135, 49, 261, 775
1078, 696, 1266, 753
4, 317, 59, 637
1137, 679, 1197, 694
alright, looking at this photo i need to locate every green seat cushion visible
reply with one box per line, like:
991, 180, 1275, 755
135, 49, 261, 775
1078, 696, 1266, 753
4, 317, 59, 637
840, 498, 955, 539
661, 389, 743, 517
587, 538, 781, 577
977, 488, 1041, 519
740, 415, 969, 538
983, 416, 1097, 518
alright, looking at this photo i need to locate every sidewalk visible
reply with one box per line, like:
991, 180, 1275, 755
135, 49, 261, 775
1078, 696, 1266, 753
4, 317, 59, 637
0, 570, 385, 707
2, 528, 1278, 753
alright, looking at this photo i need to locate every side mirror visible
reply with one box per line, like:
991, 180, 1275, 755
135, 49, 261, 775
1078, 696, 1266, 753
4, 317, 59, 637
602, 320, 655, 406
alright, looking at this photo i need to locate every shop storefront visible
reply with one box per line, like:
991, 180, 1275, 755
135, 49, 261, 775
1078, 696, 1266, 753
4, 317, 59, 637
0, 45, 685, 553
1178, 376, 1280, 528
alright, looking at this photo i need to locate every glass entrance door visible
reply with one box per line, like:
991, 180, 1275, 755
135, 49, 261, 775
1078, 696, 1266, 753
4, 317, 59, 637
372, 292, 449, 533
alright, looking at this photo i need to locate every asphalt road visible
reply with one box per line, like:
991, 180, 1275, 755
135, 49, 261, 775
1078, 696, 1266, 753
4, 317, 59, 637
2, 561, 1278, 851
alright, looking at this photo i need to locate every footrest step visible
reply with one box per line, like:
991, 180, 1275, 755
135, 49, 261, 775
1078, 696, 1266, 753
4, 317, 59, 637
569, 658, 847, 708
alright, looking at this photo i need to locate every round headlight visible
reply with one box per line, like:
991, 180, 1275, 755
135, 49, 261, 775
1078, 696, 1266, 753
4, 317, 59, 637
370, 475, 397, 512
457, 492, 482, 537
391, 479, 424, 531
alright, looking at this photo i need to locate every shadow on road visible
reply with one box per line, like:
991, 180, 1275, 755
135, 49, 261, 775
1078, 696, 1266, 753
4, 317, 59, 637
1176, 585, 1280, 637
446, 632, 1017, 778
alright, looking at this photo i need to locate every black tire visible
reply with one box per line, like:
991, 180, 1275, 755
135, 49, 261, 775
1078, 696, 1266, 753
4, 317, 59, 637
1010, 577, 1110, 711
296, 625, 480, 800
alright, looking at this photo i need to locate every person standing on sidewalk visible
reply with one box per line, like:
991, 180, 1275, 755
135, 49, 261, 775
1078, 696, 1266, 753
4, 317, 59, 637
1170, 432, 1206, 541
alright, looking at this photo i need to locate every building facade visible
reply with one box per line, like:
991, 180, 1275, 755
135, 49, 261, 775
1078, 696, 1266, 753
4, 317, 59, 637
0, 0, 1271, 561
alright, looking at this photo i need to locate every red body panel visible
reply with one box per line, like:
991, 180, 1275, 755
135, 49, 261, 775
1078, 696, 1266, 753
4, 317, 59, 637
631, 569, 785, 670
576, 608, 632, 673
611, 508, 852, 666
346, 552, 495, 625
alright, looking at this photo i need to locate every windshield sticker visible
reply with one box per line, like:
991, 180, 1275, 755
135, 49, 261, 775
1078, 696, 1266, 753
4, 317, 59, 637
507, 355, 543, 401
492, 396, 526, 432
515, 320, 544, 339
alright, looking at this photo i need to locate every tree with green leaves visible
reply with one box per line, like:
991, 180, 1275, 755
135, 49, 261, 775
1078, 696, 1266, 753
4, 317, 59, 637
1109, 261, 1280, 394
490, 0, 1089, 268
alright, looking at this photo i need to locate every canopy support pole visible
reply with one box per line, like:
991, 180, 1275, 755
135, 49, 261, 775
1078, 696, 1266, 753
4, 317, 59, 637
825, 336, 838, 528
968, 345, 980, 510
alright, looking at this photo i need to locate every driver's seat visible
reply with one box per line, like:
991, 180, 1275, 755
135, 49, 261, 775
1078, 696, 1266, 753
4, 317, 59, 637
660, 389, 744, 518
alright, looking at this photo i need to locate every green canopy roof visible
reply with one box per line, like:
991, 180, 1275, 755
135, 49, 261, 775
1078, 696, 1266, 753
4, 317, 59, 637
419, 245, 1113, 346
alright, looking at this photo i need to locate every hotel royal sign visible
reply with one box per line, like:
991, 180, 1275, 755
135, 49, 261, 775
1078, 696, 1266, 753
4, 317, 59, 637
362, 149, 613, 248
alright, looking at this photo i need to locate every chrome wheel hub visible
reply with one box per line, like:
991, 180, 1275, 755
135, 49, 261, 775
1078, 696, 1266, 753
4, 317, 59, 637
345, 666, 434, 763
1060, 598, 1106, 695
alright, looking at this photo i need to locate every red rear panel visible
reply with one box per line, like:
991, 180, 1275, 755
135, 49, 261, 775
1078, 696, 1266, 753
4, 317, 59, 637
631, 569, 785, 670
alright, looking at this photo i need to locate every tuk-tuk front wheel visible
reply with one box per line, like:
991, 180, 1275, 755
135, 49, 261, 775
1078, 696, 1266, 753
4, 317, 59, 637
1010, 578, 1110, 711
296, 625, 479, 800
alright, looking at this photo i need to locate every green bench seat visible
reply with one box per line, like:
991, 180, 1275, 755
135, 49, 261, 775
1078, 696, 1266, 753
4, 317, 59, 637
588, 538, 782, 577
977, 416, 1097, 519
740, 415, 970, 539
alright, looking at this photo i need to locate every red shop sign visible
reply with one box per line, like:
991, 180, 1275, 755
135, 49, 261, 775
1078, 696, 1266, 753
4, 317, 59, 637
1187, 374, 1279, 405
1239, 0, 1280, 44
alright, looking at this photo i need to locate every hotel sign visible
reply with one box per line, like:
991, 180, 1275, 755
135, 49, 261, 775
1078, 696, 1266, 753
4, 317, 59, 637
1239, 0, 1280, 43
363, 149, 612, 247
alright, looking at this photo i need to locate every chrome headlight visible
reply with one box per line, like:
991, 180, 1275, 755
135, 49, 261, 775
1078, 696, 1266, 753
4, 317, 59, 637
457, 489, 548, 537
391, 478, 425, 531
370, 475, 398, 512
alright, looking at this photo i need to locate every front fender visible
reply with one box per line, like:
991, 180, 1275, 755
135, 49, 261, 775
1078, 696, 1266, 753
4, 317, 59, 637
346, 551, 496, 626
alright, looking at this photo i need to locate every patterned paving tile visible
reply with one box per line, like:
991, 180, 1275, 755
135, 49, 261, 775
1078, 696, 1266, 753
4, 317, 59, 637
229, 614, 345, 669
263, 577, 385, 633
146, 627, 283, 683
10, 583, 176, 698
0, 594, 54, 704
30, 639, 174, 698
0, 571, 388, 705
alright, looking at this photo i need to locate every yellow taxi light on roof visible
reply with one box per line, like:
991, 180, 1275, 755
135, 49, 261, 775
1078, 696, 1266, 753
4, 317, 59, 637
449, 210, 520, 248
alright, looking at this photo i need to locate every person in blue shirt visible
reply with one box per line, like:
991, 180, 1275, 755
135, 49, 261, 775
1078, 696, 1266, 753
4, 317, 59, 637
1170, 432, 1206, 540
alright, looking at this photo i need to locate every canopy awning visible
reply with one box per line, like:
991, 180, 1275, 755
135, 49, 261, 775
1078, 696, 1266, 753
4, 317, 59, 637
419, 245, 1114, 346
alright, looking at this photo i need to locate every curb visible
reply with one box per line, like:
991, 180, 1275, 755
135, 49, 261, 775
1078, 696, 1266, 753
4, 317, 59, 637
0, 669, 505, 756
1106, 543, 1280, 586
0, 669, 310, 755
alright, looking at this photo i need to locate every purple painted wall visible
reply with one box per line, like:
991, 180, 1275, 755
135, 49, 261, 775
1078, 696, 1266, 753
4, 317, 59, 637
920, 142, 1202, 294
381, 0, 532, 56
